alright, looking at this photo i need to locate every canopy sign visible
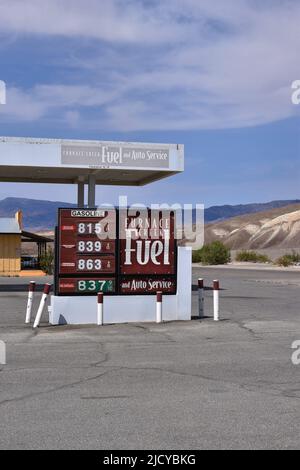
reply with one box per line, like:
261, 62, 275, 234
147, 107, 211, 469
0, 137, 184, 186
61, 144, 169, 169
56, 208, 177, 296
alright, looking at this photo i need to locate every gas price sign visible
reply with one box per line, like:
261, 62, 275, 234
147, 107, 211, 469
57, 208, 117, 295
119, 209, 177, 294
56, 208, 177, 296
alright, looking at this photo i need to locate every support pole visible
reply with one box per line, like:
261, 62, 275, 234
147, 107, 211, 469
213, 280, 220, 321
25, 281, 36, 324
156, 291, 162, 323
0, 340, 6, 365
88, 174, 96, 208
97, 292, 104, 325
198, 278, 204, 318
33, 284, 51, 329
77, 181, 85, 207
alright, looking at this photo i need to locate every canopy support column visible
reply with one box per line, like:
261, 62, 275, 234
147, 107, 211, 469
77, 181, 85, 207
88, 174, 96, 208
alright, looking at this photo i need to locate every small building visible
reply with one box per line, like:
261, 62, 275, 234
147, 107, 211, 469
0, 210, 53, 276
0, 211, 22, 275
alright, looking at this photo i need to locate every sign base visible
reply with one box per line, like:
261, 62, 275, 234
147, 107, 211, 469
49, 247, 191, 325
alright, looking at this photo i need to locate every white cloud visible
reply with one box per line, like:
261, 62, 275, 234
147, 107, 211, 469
0, 0, 300, 131
0, 0, 187, 44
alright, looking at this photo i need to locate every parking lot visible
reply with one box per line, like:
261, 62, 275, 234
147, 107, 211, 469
0, 266, 300, 449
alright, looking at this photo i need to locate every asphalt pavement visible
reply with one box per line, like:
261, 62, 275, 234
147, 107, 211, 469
0, 267, 299, 449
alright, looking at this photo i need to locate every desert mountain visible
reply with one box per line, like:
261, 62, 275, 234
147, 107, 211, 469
205, 203, 300, 249
0, 198, 75, 231
0, 197, 299, 231
202, 199, 300, 223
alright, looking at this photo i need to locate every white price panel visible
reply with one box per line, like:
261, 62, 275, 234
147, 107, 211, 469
76, 240, 115, 254
76, 256, 115, 273
77, 240, 102, 253
77, 222, 106, 235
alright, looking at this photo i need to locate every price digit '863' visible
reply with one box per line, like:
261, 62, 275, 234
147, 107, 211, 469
78, 259, 102, 271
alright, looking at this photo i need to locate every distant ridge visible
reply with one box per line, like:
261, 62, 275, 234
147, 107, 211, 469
203, 200, 300, 223
205, 203, 300, 250
0, 197, 299, 231
0, 197, 75, 231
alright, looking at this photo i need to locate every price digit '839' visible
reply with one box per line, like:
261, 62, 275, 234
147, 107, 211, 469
78, 240, 102, 253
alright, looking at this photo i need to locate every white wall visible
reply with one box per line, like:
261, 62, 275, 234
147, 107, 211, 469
49, 247, 192, 325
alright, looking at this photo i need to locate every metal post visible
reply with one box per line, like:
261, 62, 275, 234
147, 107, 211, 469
25, 281, 36, 324
77, 181, 85, 207
0, 340, 6, 365
198, 278, 204, 318
88, 174, 96, 208
213, 280, 220, 321
33, 284, 51, 329
156, 291, 162, 323
97, 292, 104, 325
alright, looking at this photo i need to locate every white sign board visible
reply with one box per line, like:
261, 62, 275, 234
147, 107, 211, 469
62, 144, 169, 169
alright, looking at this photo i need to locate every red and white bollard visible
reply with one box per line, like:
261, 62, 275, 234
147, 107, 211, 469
33, 284, 51, 329
25, 281, 36, 324
198, 278, 204, 318
156, 291, 162, 323
97, 292, 104, 326
213, 280, 220, 321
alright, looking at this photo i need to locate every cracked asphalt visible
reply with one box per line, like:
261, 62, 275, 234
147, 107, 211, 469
0, 267, 300, 450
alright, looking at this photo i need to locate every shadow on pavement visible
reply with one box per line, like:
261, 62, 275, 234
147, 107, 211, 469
0, 284, 48, 292
192, 284, 226, 291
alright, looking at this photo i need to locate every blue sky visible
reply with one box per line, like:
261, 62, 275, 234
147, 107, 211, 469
0, 0, 299, 207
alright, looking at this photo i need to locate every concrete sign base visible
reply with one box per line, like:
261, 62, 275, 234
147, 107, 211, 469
49, 247, 192, 325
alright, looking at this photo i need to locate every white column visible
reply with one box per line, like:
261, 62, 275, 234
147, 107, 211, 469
25, 281, 36, 324
97, 292, 104, 325
0, 340, 6, 365
33, 284, 51, 329
213, 280, 220, 322
156, 292, 162, 323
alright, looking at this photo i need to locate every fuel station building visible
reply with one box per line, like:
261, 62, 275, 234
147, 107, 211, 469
0, 137, 191, 323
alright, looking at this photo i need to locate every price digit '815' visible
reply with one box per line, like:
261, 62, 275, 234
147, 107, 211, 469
78, 223, 102, 235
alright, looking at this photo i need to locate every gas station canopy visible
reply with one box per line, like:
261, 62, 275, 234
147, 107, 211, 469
0, 137, 184, 186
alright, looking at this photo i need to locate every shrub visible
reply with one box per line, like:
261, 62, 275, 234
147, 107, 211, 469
236, 251, 270, 263
276, 255, 293, 267
192, 249, 203, 263
39, 247, 54, 275
276, 251, 300, 267
192, 241, 231, 265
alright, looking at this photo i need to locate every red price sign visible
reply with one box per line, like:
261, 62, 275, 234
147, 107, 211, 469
56, 208, 177, 296
58, 208, 116, 278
